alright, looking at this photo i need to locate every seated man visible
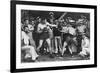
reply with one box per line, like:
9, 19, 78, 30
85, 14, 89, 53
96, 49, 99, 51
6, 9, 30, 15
78, 34, 90, 58
21, 29, 38, 61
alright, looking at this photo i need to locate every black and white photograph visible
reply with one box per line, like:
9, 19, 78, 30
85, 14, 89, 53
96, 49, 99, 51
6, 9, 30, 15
11, 1, 97, 72
21, 10, 90, 62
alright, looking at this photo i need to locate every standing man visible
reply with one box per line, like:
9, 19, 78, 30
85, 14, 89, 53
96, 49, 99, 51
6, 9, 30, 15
76, 16, 87, 53
24, 19, 36, 49
61, 24, 77, 56
37, 18, 55, 58
53, 23, 62, 54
